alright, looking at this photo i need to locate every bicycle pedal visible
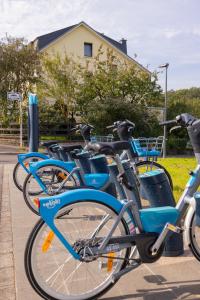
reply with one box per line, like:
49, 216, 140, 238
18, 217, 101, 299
112, 260, 141, 282
167, 223, 183, 234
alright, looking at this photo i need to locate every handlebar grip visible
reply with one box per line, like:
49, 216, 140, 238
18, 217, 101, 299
68, 127, 78, 133
159, 120, 177, 126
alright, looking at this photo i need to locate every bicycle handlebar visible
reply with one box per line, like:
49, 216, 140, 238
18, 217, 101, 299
159, 120, 177, 126
69, 123, 94, 132
107, 120, 135, 130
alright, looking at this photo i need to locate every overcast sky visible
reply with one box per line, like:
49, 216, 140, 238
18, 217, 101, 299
1, 0, 200, 90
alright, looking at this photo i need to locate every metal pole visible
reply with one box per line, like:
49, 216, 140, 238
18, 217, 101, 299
19, 100, 23, 148
158, 63, 169, 158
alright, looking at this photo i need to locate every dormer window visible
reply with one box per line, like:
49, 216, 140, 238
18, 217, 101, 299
84, 43, 93, 57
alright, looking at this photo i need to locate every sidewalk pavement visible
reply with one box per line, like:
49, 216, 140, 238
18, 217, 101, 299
1, 164, 200, 299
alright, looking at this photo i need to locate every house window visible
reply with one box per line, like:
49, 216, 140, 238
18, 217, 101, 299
84, 43, 93, 57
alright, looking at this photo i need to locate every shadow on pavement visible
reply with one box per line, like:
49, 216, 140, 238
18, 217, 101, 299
102, 276, 200, 300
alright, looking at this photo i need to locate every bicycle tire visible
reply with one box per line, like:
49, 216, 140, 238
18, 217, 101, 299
23, 165, 79, 215
24, 201, 130, 300
13, 156, 45, 191
188, 211, 200, 261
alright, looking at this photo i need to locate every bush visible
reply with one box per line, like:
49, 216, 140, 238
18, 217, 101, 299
167, 137, 189, 154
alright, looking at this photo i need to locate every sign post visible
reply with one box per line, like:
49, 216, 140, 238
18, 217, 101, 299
7, 92, 23, 147
28, 93, 39, 152
19, 100, 23, 148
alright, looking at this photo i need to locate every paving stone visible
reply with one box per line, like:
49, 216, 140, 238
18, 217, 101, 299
0, 267, 15, 287
0, 253, 13, 269
0, 165, 15, 300
0, 285, 16, 300
0, 240, 13, 254
0, 216, 12, 226
0, 231, 12, 242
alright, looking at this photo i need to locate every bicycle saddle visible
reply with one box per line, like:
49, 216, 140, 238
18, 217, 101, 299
87, 141, 130, 155
40, 141, 60, 147
61, 144, 83, 152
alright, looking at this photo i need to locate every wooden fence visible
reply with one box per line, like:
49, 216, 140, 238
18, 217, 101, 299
0, 123, 82, 146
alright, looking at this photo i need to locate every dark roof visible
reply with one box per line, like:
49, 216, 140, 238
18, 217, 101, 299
36, 24, 77, 51
95, 31, 126, 54
35, 22, 127, 54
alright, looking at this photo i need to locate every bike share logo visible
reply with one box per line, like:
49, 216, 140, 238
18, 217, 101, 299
43, 199, 61, 209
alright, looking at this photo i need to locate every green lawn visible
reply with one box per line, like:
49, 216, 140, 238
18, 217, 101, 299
40, 136, 67, 141
158, 157, 196, 201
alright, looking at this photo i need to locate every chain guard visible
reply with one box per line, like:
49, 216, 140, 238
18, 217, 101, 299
137, 235, 164, 263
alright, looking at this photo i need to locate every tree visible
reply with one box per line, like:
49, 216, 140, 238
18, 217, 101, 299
0, 36, 41, 124
37, 47, 162, 135
167, 87, 200, 119
77, 48, 162, 135
165, 88, 200, 153
38, 54, 79, 122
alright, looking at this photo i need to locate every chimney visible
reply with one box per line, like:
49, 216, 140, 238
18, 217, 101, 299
120, 38, 127, 54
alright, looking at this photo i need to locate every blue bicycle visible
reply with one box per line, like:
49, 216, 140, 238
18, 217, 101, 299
22, 121, 171, 215
24, 113, 200, 300
12, 123, 95, 191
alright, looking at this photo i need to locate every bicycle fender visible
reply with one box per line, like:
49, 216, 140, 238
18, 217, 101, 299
184, 194, 200, 247
18, 152, 49, 172
29, 159, 76, 175
39, 189, 122, 259
184, 205, 194, 247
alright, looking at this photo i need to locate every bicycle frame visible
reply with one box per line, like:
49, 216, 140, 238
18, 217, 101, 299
39, 188, 125, 260
27, 150, 116, 194
37, 153, 200, 264
18, 152, 49, 173
29, 159, 76, 191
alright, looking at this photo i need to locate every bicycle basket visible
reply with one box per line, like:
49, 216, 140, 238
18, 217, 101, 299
132, 136, 164, 157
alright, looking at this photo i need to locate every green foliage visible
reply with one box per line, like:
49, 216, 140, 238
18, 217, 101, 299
167, 137, 188, 154
167, 87, 200, 119
37, 48, 162, 135
166, 87, 200, 152
0, 36, 41, 124
76, 47, 162, 135
38, 54, 79, 122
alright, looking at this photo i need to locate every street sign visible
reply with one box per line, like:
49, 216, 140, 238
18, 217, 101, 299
7, 91, 23, 147
7, 92, 22, 101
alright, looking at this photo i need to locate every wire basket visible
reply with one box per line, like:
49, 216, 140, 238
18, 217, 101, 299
91, 134, 114, 143
132, 136, 164, 157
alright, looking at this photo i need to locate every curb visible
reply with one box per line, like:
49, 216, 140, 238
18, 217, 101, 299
0, 152, 19, 155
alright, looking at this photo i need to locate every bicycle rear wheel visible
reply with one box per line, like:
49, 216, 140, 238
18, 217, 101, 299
25, 201, 130, 300
13, 156, 45, 191
23, 165, 79, 215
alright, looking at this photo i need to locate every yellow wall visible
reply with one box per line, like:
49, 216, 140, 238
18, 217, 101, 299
40, 24, 142, 71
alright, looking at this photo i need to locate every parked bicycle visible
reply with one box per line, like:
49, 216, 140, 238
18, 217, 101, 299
12, 123, 92, 191
24, 113, 200, 300
22, 120, 172, 214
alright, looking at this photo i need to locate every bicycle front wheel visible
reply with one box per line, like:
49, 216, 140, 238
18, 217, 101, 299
25, 201, 130, 300
188, 211, 200, 261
